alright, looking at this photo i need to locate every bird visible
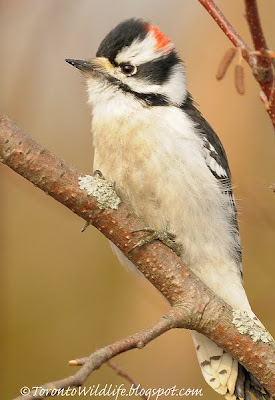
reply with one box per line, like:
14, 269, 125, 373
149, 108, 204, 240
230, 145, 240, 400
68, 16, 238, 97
66, 18, 271, 400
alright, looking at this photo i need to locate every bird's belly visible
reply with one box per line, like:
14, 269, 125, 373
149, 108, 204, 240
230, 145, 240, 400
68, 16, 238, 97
92, 107, 248, 309
95, 142, 231, 267
96, 153, 249, 309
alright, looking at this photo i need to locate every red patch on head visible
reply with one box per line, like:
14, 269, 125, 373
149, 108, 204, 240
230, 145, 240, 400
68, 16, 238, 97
147, 24, 172, 52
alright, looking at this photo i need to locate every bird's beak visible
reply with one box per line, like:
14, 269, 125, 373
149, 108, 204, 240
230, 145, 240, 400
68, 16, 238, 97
65, 59, 93, 72
65, 57, 113, 75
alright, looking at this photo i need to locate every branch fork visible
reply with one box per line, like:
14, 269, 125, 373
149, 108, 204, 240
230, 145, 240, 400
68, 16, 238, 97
198, 0, 275, 129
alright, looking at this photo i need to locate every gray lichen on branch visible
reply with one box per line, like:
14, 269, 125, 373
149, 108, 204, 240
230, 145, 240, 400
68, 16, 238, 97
78, 174, 121, 210
232, 309, 273, 343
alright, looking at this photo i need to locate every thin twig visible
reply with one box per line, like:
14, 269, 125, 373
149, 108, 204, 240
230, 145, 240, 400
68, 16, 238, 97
244, 0, 274, 83
198, 0, 275, 129
244, 0, 268, 51
13, 311, 180, 400
107, 361, 149, 400
198, 0, 251, 58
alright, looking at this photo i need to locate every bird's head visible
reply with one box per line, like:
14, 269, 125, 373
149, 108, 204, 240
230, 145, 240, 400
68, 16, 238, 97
66, 18, 187, 108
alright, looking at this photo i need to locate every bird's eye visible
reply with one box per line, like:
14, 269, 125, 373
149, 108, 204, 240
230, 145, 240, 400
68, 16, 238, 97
120, 63, 137, 76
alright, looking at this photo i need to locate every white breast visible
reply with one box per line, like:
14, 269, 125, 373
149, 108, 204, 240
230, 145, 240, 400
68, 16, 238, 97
89, 84, 250, 311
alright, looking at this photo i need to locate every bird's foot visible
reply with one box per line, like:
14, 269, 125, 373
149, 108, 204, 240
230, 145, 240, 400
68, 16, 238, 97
129, 228, 182, 257
93, 169, 104, 179
93, 169, 116, 189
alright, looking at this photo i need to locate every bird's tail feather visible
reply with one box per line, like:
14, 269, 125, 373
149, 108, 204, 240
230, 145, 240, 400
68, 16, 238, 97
191, 331, 270, 400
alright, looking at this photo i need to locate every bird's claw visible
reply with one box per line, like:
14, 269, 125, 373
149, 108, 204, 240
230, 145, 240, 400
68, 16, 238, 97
93, 169, 104, 178
81, 221, 90, 233
93, 169, 116, 189
129, 227, 182, 257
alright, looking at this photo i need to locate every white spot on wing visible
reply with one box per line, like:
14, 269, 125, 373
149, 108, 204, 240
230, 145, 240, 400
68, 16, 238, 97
203, 146, 228, 178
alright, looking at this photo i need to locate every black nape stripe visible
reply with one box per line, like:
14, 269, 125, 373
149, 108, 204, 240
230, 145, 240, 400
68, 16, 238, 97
96, 18, 148, 63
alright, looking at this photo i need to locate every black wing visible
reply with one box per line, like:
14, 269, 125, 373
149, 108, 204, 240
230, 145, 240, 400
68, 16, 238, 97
181, 93, 242, 268
182, 94, 231, 177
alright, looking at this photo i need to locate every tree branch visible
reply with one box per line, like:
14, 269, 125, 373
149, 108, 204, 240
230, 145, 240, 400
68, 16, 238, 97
106, 360, 148, 400
14, 311, 179, 400
244, 0, 268, 52
197, 0, 252, 56
198, 0, 275, 129
1, 114, 274, 397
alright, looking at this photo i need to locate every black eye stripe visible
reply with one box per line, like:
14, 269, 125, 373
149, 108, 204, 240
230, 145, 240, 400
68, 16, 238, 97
135, 51, 180, 84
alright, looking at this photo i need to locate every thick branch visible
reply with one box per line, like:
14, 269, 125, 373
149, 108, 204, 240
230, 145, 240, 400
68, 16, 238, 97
198, 0, 275, 129
1, 114, 274, 396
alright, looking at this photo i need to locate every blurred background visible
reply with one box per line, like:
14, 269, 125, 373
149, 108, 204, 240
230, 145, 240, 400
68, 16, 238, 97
1, 1, 274, 399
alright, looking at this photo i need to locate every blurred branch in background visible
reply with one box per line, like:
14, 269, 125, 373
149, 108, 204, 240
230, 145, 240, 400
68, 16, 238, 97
1, 114, 275, 400
198, 0, 275, 129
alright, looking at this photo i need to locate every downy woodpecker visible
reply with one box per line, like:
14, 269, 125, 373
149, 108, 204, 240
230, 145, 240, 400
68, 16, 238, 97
66, 19, 270, 400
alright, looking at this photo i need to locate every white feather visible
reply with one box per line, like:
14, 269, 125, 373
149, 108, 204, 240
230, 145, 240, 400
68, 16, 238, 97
115, 30, 173, 65
192, 332, 238, 396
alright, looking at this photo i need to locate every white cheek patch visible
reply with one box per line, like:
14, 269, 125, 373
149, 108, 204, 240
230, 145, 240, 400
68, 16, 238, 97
124, 63, 187, 107
115, 30, 174, 65
161, 64, 187, 106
